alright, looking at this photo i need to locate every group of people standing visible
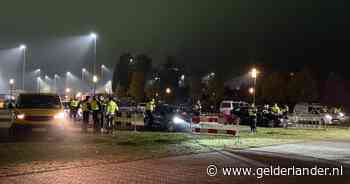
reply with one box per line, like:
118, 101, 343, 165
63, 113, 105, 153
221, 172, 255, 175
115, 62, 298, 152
68, 95, 119, 134
247, 103, 290, 134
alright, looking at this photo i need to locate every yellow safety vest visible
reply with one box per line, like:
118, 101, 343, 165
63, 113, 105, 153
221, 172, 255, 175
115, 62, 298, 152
107, 101, 118, 113
70, 100, 79, 108
82, 101, 89, 112
145, 102, 154, 111
91, 100, 99, 111
271, 106, 280, 113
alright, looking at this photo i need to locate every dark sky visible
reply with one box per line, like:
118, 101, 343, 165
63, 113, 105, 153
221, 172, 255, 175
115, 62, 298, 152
0, 0, 349, 79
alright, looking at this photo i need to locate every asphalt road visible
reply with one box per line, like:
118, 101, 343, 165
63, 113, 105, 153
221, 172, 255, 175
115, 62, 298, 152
1, 150, 350, 184
248, 140, 350, 166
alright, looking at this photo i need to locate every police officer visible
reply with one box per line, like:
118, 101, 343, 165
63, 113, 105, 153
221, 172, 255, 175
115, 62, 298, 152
194, 100, 202, 115
106, 96, 118, 134
99, 96, 107, 133
81, 96, 91, 133
145, 98, 155, 128
69, 97, 80, 122
248, 104, 257, 134
271, 103, 281, 115
91, 96, 101, 133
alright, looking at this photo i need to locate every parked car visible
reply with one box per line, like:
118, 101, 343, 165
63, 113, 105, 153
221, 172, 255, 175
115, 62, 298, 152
144, 104, 191, 132
220, 101, 249, 115
289, 103, 332, 125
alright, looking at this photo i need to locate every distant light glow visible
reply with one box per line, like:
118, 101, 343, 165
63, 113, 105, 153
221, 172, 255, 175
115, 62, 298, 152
9, 79, 15, 85
66, 71, 71, 76
82, 68, 87, 72
166, 88, 172, 94
90, 32, 98, 39
93, 75, 98, 83
181, 75, 185, 81
65, 88, 71, 93
249, 87, 254, 94
251, 68, 258, 79
19, 44, 26, 50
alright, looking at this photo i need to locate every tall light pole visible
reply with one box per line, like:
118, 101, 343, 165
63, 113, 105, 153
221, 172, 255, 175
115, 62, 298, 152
66, 71, 71, 90
19, 44, 26, 91
250, 68, 258, 106
90, 33, 97, 77
9, 79, 15, 99
82, 68, 87, 81
54, 74, 59, 93
37, 77, 41, 93
101, 65, 105, 83
35, 69, 41, 93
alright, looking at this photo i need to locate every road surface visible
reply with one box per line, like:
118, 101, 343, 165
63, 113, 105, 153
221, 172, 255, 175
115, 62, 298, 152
1, 150, 350, 184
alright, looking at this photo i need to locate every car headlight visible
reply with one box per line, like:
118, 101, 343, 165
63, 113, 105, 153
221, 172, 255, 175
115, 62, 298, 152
339, 112, 345, 117
173, 116, 185, 124
54, 112, 65, 119
17, 114, 25, 120
325, 114, 332, 120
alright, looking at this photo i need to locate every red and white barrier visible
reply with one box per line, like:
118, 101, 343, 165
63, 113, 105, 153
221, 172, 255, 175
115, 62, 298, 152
191, 113, 239, 136
191, 113, 239, 124
193, 128, 236, 136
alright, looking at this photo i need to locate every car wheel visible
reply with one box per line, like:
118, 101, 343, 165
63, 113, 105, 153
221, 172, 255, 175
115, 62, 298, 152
167, 122, 176, 132
268, 120, 275, 128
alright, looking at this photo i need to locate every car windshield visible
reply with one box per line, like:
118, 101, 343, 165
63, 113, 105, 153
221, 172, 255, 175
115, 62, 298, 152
17, 94, 62, 109
221, 103, 231, 108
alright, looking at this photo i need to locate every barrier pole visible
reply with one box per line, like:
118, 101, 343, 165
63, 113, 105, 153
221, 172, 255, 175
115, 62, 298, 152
234, 119, 241, 145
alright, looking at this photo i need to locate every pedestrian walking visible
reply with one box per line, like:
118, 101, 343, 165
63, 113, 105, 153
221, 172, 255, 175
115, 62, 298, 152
248, 104, 257, 134
91, 96, 101, 133
106, 96, 119, 134
81, 96, 91, 133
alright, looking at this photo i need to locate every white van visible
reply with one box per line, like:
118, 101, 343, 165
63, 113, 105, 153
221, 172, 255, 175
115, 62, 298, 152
220, 101, 249, 115
291, 103, 332, 124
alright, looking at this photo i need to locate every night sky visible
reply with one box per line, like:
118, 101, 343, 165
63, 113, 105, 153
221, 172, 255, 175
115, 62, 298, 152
0, 0, 349, 80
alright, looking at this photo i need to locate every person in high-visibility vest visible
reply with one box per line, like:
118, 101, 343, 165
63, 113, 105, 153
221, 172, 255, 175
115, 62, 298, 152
99, 96, 107, 133
69, 97, 80, 122
248, 104, 257, 134
91, 96, 101, 133
271, 103, 281, 115
81, 96, 91, 133
106, 96, 119, 134
145, 98, 155, 128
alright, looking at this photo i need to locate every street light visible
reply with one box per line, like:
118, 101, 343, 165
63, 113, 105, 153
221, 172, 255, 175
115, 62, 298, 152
9, 79, 15, 99
65, 88, 71, 94
37, 77, 41, 93
166, 88, 172, 94
54, 74, 59, 93
249, 87, 254, 94
93, 75, 98, 95
101, 65, 105, 82
81, 68, 87, 81
19, 44, 26, 91
90, 32, 98, 76
250, 68, 259, 106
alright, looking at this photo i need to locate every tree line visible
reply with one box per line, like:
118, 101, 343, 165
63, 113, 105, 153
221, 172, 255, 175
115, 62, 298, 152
112, 53, 349, 110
